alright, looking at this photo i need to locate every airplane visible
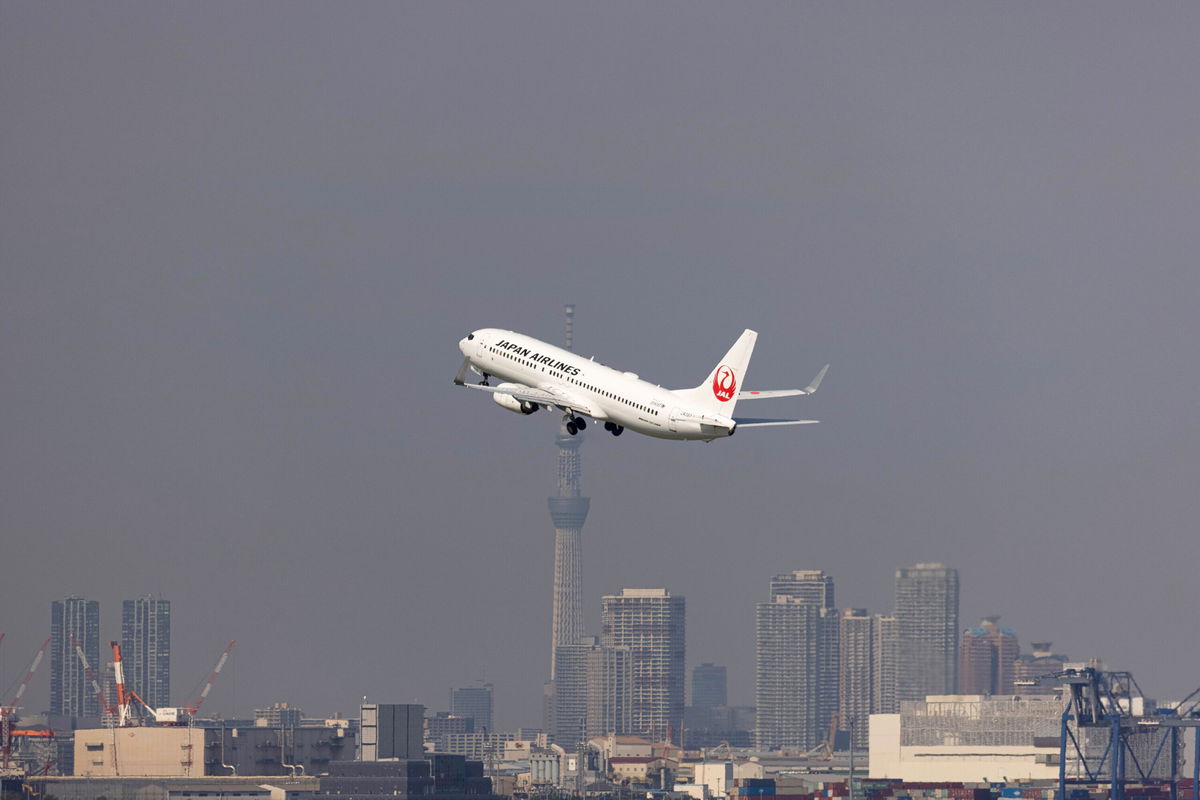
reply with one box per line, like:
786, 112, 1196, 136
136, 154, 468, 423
454, 328, 827, 442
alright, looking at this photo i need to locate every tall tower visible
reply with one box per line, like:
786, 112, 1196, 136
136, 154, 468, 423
548, 304, 589, 679
895, 562, 960, 701
601, 588, 686, 742
122, 595, 171, 709
50, 596, 101, 718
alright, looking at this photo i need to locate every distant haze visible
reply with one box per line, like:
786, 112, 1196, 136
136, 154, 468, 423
3, 3, 1200, 728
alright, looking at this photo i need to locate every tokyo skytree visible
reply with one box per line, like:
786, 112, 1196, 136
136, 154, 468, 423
548, 304, 589, 679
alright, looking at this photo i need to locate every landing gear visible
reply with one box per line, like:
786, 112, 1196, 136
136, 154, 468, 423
480, 373, 491, 387
564, 413, 587, 436
566, 421, 578, 436
573, 416, 586, 431
603, 422, 624, 437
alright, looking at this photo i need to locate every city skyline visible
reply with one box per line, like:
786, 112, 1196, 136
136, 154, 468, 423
4, 2, 1200, 730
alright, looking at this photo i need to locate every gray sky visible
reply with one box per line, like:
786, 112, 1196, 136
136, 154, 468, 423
3, 3, 1200, 728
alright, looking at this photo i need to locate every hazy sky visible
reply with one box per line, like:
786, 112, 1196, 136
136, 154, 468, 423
4, 3, 1200, 728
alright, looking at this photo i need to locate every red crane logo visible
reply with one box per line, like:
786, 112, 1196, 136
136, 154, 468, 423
712, 365, 737, 402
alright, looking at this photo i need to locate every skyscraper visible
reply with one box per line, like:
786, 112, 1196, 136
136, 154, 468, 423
960, 617, 1020, 695
895, 563, 960, 702
548, 305, 589, 680
872, 614, 899, 714
1012, 642, 1067, 695
692, 663, 727, 709
839, 609, 873, 749
601, 588, 685, 743
50, 596, 100, 718
763, 568, 840, 743
756, 596, 827, 750
450, 684, 494, 733
586, 645, 632, 740
554, 637, 601, 747
122, 595, 171, 709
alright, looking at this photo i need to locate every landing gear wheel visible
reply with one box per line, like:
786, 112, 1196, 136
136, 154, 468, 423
573, 417, 586, 430
612, 425, 624, 437
604, 422, 615, 432
480, 374, 491, 387
566, 421, 578, 436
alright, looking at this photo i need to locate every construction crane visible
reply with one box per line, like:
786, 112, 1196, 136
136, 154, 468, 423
1, 637, 51, 771
105, 640, 236, 726
71, 635, 117, 722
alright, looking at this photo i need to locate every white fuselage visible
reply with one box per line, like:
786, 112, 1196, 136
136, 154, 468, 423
458, 329, 737, 441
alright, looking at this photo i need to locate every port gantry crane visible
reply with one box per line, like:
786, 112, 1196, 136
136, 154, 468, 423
1018, 668, 1200, 800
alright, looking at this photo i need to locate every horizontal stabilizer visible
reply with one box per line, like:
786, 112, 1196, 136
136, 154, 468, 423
734, 418, 820, 428
738, 365, 829, 400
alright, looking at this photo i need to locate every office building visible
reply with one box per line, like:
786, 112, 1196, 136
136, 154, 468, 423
450, 685, 493, 734
362, 703, 425, 760
895, 563, 959, 701
691, 663, 727, 709
601, 588, 685, 742
959, 617, 1020, 696
121, 596, 171, 709
50, 596, 101, 718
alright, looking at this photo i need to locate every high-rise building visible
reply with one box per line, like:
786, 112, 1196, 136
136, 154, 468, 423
1013, 642, 1068, 696
770, 570, 835, 607
895, 563, 959, 701
755, 595, 837, 750
873, 614, 899, 714
50, 596, 100, 718
548, 305, 589, 681
121, 595, 171, 709
601, 588, 685, 742
692, 663, 727, 709
959, 617, 1020, 696
554, 636, 601, 747
839, 609, 873, 749
450, 685, 493, 734
586, 646, 632, 739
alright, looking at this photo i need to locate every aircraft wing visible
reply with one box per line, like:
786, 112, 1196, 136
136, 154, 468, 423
738, 365, 829, 400
733, 418, 820, 428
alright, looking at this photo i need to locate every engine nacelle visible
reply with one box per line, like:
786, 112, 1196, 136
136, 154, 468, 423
493, 384, 539, 415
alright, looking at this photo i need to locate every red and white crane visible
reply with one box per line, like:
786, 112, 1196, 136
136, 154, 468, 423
1, 637, 51, 769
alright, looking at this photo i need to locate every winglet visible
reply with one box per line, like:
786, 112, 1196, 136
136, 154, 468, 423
804, 365, 829, 395
453, 357, 471, 386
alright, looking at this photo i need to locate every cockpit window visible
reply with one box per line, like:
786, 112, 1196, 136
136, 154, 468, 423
467, 333, 475, 340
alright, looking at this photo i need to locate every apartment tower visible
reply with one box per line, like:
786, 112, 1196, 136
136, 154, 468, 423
895, 563, 960, 702
122, 595, 171, 709
601, 588, 685, 742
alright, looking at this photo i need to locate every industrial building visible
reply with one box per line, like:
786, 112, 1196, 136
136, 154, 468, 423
869, 694, 1063, 782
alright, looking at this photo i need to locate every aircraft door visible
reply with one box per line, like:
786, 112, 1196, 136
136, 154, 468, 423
668, 408, 681, 433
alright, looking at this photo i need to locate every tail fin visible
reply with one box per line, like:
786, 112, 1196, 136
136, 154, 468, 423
674, 329, 757, 415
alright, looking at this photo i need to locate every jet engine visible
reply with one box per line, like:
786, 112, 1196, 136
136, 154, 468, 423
493, 384, 540, 415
